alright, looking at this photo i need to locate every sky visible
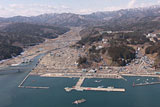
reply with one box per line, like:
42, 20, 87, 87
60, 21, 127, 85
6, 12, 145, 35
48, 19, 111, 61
0, 0, 159, 17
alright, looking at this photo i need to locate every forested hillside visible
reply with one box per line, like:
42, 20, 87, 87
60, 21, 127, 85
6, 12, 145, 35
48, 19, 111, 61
0, 23, 70, 61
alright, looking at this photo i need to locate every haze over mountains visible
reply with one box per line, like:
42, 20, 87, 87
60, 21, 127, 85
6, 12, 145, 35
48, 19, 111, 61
0, 5, 160, 27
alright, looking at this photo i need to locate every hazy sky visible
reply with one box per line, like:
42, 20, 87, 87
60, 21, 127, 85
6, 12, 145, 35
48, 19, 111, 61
0, 0, 159, 17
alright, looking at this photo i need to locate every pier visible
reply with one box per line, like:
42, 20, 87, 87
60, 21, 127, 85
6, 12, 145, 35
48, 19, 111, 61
75, 77, 85, 87
19, 86, 49, 89
65, 87, 125, 92
134, 82, 160, 87
65, 77, 125, 92
18, 73, 30, 88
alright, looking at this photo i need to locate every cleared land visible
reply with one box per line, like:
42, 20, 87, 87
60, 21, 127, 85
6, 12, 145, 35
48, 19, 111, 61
1, 27, 160, 79
30, 27, 160, 79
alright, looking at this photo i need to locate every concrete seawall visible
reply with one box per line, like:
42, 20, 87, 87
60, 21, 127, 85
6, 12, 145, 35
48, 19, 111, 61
38, 72, 123, 79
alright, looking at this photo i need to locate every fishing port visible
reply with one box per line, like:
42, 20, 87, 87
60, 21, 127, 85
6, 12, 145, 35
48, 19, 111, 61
64, 77, 125, 92
18, 73, 49, 89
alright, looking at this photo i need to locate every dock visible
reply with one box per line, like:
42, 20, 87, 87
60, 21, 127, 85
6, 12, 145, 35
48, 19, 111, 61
18, 73, 30, 87
65, 87, 125, 92
134, 82, 160, 87
75, 77, 85, 87
19, 86, 49, 89
64, 77, 125, 92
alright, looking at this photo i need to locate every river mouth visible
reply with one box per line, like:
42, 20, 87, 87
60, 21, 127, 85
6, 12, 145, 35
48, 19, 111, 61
0, 53, 45, 75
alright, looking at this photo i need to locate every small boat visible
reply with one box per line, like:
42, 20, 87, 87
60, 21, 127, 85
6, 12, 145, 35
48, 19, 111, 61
107, 86, 114, 89
32, 80, 36, 82
94, 80, 102, 83
137, 79, 140, 81
64, 87, 72, 92
11, 63, 21, 66
76, 88, 84, 91
72, 99, 86, 104
133, 82, 135, 87
97, 86, 104, 88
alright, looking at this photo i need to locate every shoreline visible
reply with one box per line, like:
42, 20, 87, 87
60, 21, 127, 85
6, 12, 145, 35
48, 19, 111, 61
30, 72, 160, 79
121, 73, 160, 78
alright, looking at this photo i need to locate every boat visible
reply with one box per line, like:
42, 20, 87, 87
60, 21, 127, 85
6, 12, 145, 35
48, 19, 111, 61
97, 86, 104, 88
94, 80, 102, 83
32, 80, 36, 82
137, 79, 140, 81
107, 86, 114, 89
72, 99, 86, 104
76, 88, 84, 91
133, 82, 135, 87
64, 87, 72, 92
11, 63, 21, 66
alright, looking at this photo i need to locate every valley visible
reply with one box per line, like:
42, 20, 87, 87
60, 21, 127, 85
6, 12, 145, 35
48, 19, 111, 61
1, 1, 160, 107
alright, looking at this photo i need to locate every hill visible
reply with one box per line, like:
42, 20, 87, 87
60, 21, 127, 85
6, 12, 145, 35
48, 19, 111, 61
0, 23, 70, 61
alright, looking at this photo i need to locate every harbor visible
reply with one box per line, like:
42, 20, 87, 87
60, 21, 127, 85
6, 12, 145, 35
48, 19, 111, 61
0, 27, 160, 107
1, 68, 160, 107
64, 77, 125, 92
18, 73, 49, 89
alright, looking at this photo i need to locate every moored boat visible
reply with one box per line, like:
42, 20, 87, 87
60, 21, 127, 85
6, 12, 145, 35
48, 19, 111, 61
72, 99, 86, 104
97, 86, 104, 88
133, 82, 135, 87
107, 86, 114, 89
94, 80, 102, 83
11, 63, 21, 66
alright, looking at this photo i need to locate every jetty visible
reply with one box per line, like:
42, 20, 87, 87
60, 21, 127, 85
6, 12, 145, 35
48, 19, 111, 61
75, 77, 85, 87
19, 86, 49, 89
65, 87, 125, 92
134, 82, 160, 87
65, 77, 125, 92
18, 73, 30, 88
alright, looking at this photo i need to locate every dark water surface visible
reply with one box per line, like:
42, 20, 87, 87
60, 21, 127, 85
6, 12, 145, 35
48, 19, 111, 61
0, 55, 160, 107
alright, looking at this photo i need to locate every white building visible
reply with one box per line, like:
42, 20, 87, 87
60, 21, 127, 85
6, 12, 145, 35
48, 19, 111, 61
146, 33, 157, 38
96, 46, 103, 50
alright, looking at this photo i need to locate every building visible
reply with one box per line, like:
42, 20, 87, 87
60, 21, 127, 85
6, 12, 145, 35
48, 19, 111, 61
146, 33, 157, 38
82, 69, 87, 72
89, 69, 97, 73
96, 46, 103, 50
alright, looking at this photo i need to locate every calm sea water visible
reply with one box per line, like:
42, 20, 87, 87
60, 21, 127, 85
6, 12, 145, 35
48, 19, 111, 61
0, 55, 160, 107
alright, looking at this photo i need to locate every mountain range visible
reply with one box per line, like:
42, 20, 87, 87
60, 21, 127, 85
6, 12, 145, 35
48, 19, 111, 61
1, 5, 160, 27
1, 5, 160, 61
